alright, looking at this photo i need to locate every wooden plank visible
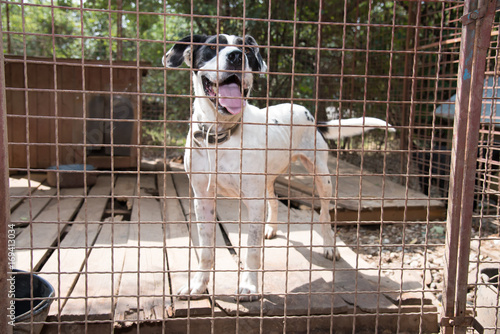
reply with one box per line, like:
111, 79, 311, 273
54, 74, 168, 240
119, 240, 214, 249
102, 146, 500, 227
73, 175, 113, 223
163, 172, 214, 317
206, 218, 241, 316
9, 173, 46, 210
168, 168, 434, 318
57, 63, 85, 165
25, 62, 39, 168
5, 60, 28, 169
280, 208, 432, 314
136, 173, 157, 195
60, 218, 129, 320
61, 175, 138, 319
10, 184, 56, 224
57, 64, 73, 156
289, 156, 444, 208
134, 221, 170, 321
217, 199, 405, 315
164, 222, 214, 318
15, 187, 85, 271
277, 156, 445, 222
33, 187, 84, 223
216, 198, 350, 316
113, 175, 137, 210
331, 156, 445, 209
334, 205, 447, 223
40, 175, 113, 317
274, 180, 325, 211
35, 63, 55, 168
114, 177, 170, 324
40, 223, 101, 317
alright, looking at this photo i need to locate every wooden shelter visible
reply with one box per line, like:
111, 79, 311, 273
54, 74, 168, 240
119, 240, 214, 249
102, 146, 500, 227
4, 56, 146, 170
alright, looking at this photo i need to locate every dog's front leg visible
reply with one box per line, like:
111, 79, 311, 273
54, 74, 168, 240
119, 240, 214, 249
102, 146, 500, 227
178, 198, 216, 299
264, 184, 278, 239
238, 199, 265, 302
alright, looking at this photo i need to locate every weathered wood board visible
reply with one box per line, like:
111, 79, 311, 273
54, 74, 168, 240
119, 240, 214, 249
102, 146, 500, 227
276, 156, 446, 222
73, 175, 113, 223
40, 222, 102, 317
114, 175, 169, 324
60, 219, 130, 320
169, 172, 225, 317
10, 186, 57, 224
113, 174, 138, 210
11, 168, 438, 333
215, 198, 400, 316
8, 173, 47, 210
15, 187, 85, 271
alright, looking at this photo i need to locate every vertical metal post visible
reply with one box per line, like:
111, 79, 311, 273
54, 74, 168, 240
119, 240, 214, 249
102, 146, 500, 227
442, 0, 476, 326
455, 1, 497, 333
441, 0, 497, 333
0, 12, 14, 334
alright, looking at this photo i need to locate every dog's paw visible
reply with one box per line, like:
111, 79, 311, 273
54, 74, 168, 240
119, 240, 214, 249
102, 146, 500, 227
264, 224, 277, 239
324, 247, 341, 261
237, 284, 260, 302
177, 280, 208, 299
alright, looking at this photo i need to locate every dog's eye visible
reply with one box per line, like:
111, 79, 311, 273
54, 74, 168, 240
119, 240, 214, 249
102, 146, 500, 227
244, 48, 252, 54
210, 45, 216, 50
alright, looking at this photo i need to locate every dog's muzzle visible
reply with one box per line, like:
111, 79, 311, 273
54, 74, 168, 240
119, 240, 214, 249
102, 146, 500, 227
202, 74, 249, 115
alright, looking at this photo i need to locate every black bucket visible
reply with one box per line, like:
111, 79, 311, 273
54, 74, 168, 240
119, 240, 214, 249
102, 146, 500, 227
11, 270, 54, 334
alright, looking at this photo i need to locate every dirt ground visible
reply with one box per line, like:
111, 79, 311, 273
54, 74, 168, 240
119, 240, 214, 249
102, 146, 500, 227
339, 150, 500, 304
336, 219, 500, 303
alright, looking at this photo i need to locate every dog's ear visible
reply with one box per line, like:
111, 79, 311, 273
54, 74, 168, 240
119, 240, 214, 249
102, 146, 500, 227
245, 35, 267, 73
163, 34, 207, 68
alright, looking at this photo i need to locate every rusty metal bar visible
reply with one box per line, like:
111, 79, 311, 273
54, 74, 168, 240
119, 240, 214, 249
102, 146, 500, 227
3, 1, 498, 332
0, 11, 14, 334
442, 1, 476, 328
455, 1, 497, 333
441, 0, 497, 333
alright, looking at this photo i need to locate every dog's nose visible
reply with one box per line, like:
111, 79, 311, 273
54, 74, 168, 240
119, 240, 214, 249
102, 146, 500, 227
227, 50, 243, 68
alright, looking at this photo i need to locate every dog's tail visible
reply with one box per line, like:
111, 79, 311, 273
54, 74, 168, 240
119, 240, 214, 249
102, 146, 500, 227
318, 117, 395, 140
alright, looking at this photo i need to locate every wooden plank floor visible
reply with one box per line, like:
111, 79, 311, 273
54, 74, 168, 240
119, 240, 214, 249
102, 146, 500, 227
9, 163, 439, 333
276, 156, 447, 222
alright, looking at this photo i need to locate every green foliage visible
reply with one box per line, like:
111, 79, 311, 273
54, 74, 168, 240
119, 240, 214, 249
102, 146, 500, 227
2, 0, 431, 150
2, 0, 190, 63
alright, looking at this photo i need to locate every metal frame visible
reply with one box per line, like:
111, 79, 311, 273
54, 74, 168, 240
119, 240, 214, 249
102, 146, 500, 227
1, 11, 13, 333
441, 1, 498, 333
0, 1, 499, 333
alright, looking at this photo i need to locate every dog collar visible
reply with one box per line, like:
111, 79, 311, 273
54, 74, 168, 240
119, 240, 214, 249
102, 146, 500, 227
192, 123, 240, 146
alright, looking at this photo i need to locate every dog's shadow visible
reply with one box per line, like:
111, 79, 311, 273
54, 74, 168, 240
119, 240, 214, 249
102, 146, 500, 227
212, 221, 423, 318
202, 199, 421, 317
272, 233, 336, 269
213, 276, 349, 317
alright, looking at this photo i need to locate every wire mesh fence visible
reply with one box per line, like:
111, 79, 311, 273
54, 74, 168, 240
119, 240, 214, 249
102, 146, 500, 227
0, 0, 499, 333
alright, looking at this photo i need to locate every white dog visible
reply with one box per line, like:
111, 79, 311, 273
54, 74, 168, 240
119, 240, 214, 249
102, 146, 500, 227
163, 34, 394, 301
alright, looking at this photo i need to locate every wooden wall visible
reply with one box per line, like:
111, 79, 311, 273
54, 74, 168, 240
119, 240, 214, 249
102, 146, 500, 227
5, 56, 144, 170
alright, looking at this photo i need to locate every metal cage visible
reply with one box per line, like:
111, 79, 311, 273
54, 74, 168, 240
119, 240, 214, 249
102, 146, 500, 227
0, 1, 499, 333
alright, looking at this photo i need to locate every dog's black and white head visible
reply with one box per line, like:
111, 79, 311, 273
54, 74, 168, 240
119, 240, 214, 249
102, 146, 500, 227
163, 34, 267, 116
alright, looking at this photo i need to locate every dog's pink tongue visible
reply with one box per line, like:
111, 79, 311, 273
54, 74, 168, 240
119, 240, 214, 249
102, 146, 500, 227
218, 82, 245, 115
